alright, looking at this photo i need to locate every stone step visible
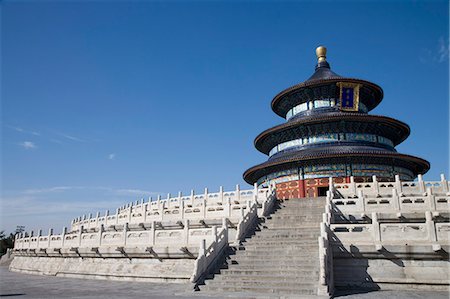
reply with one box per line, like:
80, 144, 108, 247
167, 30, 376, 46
221, 268, 319, 276
229, 254, 319, 268
213, 273, 319, 282
234, 252, 318, 259
252, 234, 320, 240
262, 226, 320, 231
243, 239, 319, 245
235, 245, 319, 252
205, 279, 316, 289
202, 284, 317, 295
223, 264, 318, 272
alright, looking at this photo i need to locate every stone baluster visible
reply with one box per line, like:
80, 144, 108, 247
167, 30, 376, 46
115, 208, 119, 225
180, 200, 185, 220
143, 203, 148, 223
166, 193, 171, 208
98, 224, 104, 247
219, 186, 224, 205
392, 188, 400, 211
357, 189, 365, 212
78, 225, 83, 246
427, 187, 436, 211
253, 183, 258, 203
95, 212, 100, 226
236, 184, 241, 202
184, 219, 189, 246
350, 176, 356, 197
157, 195, 161, 209
212, 225, 218, 243
425, 211, 440, 251
441, 174, 449, 193
150, 221, 155, 246
328, 177, 333, 194
199, 239, 206, 257
203, 189, 208, 218
178, 191, 182, 207
61, 227, 67, 248
372, 213, 382, 251
395, 175, 402, 194
104, 210, 109, 226
48, 228, 53, 248
418, 174, 426, 193
372, 175, 379, 197
127, 204, 132, 222
123, 222, 128, 246
190, 190, 195, 206
222, 217, 228, 229
37, 229, 42, 249
226, 197, 231, 217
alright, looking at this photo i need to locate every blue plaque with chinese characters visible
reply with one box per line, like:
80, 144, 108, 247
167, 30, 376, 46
337, 82, 361, 111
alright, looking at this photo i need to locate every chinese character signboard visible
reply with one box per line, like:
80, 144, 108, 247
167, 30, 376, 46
337, 82, 361, 111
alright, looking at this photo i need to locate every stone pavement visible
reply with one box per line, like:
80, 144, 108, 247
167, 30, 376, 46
1, 267, 448, 298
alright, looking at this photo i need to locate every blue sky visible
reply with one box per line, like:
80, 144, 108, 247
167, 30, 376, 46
1, 1, 448, 234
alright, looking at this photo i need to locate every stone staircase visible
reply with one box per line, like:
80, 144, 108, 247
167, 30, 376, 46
201, 197, 326, 297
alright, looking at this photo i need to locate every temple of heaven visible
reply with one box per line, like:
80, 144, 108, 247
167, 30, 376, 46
243, 46, 430, 198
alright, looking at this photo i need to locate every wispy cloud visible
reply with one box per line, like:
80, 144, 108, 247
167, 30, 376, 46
19, 141, 37, 149
57, 133, 85, 142
437, 37, 449, 63
108, 153, 116, 160
23, 186, 158, 196
420, 36, 449, 64
7, 125, 40, 136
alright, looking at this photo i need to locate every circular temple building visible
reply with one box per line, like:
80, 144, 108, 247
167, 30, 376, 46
243, 46, 430, 198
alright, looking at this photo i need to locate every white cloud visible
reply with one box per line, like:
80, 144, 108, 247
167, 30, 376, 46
108, 153, 116, 160
437, 37, 449, 63
19, 141, 36, 149
7, 125, 40, 136
58, 133, 85, 142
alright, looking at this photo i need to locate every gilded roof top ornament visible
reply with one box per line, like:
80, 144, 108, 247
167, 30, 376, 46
316, 46, 327, 63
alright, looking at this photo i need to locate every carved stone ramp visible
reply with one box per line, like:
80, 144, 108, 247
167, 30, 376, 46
200, 197, 328, 298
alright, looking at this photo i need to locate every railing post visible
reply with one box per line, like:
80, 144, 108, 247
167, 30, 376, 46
61, 227, 67, 248
357, 189, 365, 212
253, 183, 258, 203
184, 219, 189, 246
123, 222, 128, 246
150, 221, 155, 246
372, 175, 379, 196
199, 239, 206, 256
425, 211, 438, 243
328, 177, 333, 194
417, 174, 426, 193
350, 176, 356, 197
427, 187, 436, 211
180, 200, 185, 220
392, 188, 400, 211
212, 225, 218, 243
219, 186, 224, 204
395, 175, 402, 194
190, 190, 195, 206
226, 197, 231, 217
441, 174, 449, 193
98, 224, 104, 247
236, 184, 241, 202
372, 213, 382, 250
48, 228, 53, 248
115, 208, 119, 225
78, 225, 83, 247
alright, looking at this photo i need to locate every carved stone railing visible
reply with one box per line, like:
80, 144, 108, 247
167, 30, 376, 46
14, 220, 220, 257
332, 188, 449, 215
329, 211, 448, 251
190, 225, 228, 285
318, 180, 334, 296
333, 174, 450, 199
71, 184, 271, 231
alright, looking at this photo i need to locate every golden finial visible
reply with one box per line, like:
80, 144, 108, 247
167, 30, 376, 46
316, 46, 327, 63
